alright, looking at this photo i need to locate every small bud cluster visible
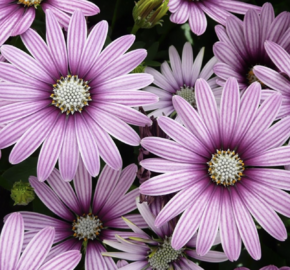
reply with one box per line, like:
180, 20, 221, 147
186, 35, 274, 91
10, 180, 35, 206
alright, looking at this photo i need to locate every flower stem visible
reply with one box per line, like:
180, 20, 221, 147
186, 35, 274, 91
131, 24, 140, 35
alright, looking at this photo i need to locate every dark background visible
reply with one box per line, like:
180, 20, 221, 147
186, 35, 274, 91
1, 0, 290, 269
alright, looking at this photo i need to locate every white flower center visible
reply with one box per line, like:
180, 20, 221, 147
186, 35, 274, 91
208, 150, 244, 186
17, 0, 42, 7
72, 214, 102, 241
51, 75, 91, 115
148, 237, 183, 270
176, 85, 195, 105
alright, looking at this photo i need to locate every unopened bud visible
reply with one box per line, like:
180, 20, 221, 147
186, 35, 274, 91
133, 0, 169, 29
131, 63, 146, 73
10, 180, 35, 206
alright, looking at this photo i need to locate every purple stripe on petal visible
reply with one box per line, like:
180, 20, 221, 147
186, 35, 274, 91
187, 250, 228, 263
230, 82, 261, 148
157, 116, 209, 157
267, 12, 290, 44
265, 41, 290, 78
11, 7, 35, 36
171, 184, 215, 250
9, 110, 59, 165
200, 1, 228, 25
140, 158, 203, 173
181, 42, 194, 86
246, 168, 290, 191
230, 188, 261, 260
47, 169, 81, 216
168, 45, 183, 87
42, 3, 70, 29
21, 29, 59, 79
196, 187, 221, 256
88, 106, 140, 146
86, 35, 135, 80
215, 25, 230, 43
93, 90, 158, 106
16, 227, 55, 270
85, 241, 108, 270
83, 113, 122, 170
188, 4, 207, 36
0, 213, 23, 270
67, 10, 87, 75
46, 9, 68, 76
0, 106, 52, 149
37, 115, 66, 181
195, 79, 220, 148
59, 116, 79, 182
141, 137, 206, 164
92, 165, 121, 214
38, 250, 81, 270
1, 45, 54, 84
190, 47, 204, 86
218, 0, 261, 14
170, 2, 189, 25
75, 114, 100, 177
241, 178, 290, 218
213, 62, 244, 82
29, 176, 75, 221
245, 145, 290, 166
219, 189, 241, 262
220, 77, 240, 148
237, 183, 287, 241
73, 158, 92, 214
16, 211, 71, 231
244, 9, 261, 60
78, 21, 108, 78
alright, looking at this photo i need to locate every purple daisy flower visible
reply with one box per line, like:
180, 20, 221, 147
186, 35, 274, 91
253, 41, 290, 119
0, 213, 81, 270
144, 42, 219, 120
168, 0, 260, 36
213, 3, 290, 92
235, 266, 290, 270
0, 0, 99, 46
5, 161, 147, 270
139, 77, 290, 261
0, 10, 157, 181
103, 198, 227, 269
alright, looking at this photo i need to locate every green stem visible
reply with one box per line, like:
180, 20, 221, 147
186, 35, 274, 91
111, 0, 121, 33
131, 24, 140, 35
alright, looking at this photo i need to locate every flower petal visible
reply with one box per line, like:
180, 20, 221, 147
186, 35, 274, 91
11, 7, 35, 36
188, 4, 207, 36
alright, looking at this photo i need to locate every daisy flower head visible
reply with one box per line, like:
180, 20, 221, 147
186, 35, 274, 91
6, 161, 147, 270
0, 212, 81, 270
103, 198, 227, 269
139, 77, 290, 262
144, 42, 219, 120
0, 0, 99, 46
253, 41, 290, 119
213, 3, 290, 92
0, 10, 157, 181
168, 0, 260, 36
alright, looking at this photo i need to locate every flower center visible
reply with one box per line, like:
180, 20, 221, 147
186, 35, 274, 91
247, 68, 265, 87
72, 213, 103, 241
176, 85, 195, 106
17, 0, 42, 7
208, 150, 244, 186
51, 75, 91, 115
148, 237, 183, 270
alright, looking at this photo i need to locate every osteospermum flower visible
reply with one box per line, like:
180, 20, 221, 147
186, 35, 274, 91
168, 0, 260, 36
0, 0, 99, 46
253, 41, 290, 119
0, 10, 157, 181
0, 212, 81, 270
235, 266, 290, 270
103, 198, 227, 269
144, 42, 219, 119
140, 77, 290, 261
6, 161, 147, 270
213, 3, 290, 92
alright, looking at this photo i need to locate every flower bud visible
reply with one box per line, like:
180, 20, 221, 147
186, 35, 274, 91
133, 0, 169, 29
10, 180, 35, 206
